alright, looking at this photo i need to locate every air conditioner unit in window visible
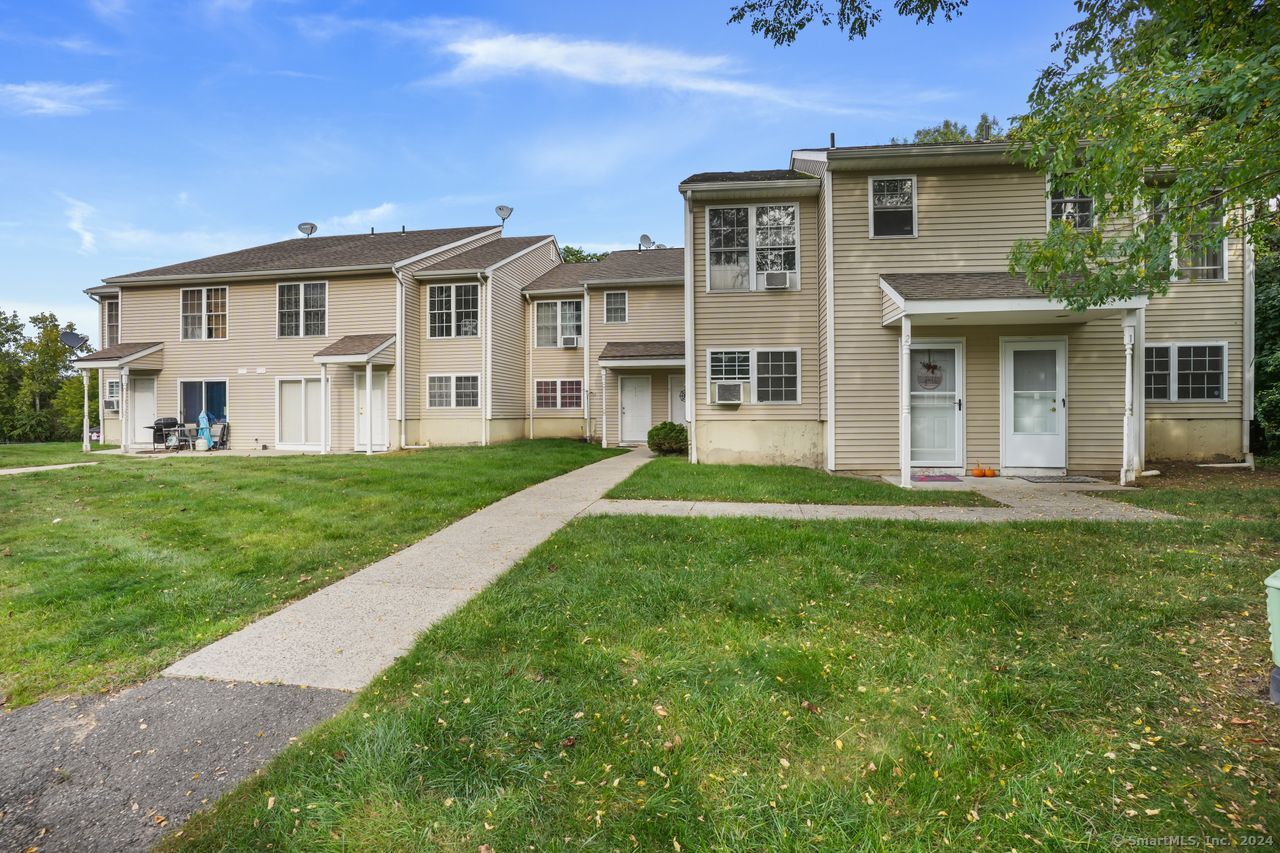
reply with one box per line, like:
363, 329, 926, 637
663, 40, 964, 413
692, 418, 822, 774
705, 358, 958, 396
762, 271, 792, 290
712, 381, 744, 405
560, 335, 580, 349
103, 399, 118, 412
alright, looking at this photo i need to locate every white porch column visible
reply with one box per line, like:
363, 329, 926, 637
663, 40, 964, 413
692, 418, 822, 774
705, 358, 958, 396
81, 369, 90, 452
600, 367, 608, 448
899, 316, 912, 489
320, 364, 328, 455
364, 362, 373, 455
1120, 310, 1137, 484
120, 366, 130, 453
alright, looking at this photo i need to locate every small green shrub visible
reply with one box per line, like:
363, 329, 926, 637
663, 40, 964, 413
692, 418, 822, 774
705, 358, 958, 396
647, 421, 688, 455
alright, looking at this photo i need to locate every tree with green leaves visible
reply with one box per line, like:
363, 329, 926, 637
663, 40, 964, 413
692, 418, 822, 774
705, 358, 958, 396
729, 0, 1280, 308
0, 310, 93, 442
890, 113, 1005, 144
561, 245, 609, 264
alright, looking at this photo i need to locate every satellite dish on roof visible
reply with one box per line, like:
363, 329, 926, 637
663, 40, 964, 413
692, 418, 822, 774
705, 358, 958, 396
638, 234, 654, 250
297, 222, 317, 237
495, 205, 513, 223
59, 331, 89, 350
655, 243, 668, 249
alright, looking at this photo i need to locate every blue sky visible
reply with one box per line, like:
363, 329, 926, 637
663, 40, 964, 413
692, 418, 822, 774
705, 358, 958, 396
0, 0, 1079, 344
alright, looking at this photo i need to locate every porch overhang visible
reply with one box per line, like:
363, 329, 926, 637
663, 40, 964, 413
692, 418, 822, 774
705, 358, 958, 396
879, 274, 1148, 326
73, 341, 164, 369
598, 340, 685, 369
312, 333, 395, 365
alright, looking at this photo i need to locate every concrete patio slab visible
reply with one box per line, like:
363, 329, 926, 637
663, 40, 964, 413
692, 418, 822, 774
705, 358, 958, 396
163, 448, 653, 691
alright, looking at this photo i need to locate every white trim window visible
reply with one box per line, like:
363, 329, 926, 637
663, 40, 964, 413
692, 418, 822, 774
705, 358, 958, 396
1153, 194, 1228, 281
707, 204, 799, 291
869, 176, 916, 238
104, 378, 121, 411
604, 291, 628, 324
707, 348, 800, 404
427, 374, 480, 408
179, 379, 228, 422
103, 297, 120, 347
278, 282, 327, 337
428, 284, 480, 338
534, 378, 583, 409
535, 300, 582, 347
1145, 342, 1227, 401
180, 287, 227, 340
1049, 186, 1093, 230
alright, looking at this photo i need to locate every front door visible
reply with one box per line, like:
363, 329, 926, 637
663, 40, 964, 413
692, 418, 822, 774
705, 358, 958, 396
354, 370, 388, 451
130, 376, 156, 445
1002, 339, 1067, 469
620, 375, 651, 444
667, 375, 687, 426
910, 343, 964, 467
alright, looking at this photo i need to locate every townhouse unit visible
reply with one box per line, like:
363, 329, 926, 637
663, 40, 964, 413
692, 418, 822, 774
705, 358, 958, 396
76, 225, 686, 453
76, 139, 1254, 484
678, 140, 1255, 484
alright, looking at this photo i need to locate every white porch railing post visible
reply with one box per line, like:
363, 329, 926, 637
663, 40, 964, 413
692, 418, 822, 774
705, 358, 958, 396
120, 366, 130, 453
81, 369, 90, 452
900, 316, 912, 489
1121, 316, 1136, 484
600, 367, 608, 449
320, 364, 328, 455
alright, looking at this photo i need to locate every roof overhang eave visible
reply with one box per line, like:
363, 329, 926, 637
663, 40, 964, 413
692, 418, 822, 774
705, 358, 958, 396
827, 141, 1027, 172
882, 293, 1150, 326
599, 357, 686, 369
584, 276, 682, 287
103, 262, 394, 286
676, 178, 821, 200
72, 342, 164, 369
313, 336, 396, 364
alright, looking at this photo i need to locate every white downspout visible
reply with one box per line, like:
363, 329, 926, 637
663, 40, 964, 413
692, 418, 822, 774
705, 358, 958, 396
526, 293, 534, 439
394, 262, 406, 451
899, 316, 912, 489
582, 287, 591, 440
822, 170, 837, 471
1121, 319, 1136, 484
683, 189, 697, 463
481, 272, 491, 447
120, 365, 130, 453
81, 369, 90, 452
320, 363, 329, 454
1243, 227, 1256, 462
364, 362, 373, 455
600, 367, 608, 448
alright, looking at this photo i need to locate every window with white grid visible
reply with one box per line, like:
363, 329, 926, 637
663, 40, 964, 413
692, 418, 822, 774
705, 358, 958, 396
604, 291, 628, 323
1145, 343, 1226, 402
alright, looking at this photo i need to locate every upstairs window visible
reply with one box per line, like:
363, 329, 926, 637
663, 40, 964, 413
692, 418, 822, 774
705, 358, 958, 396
604, 291, 628, 323
428, 284, 480, 338
180, 287, 227, 340
1152, 193, 1227, 281
1050, 186, 1093, 230
535, 300, 582, 347
870, 176, 915, 237
278, 282, 326, 337
1145, 343, 1226, 401
103, 298, 119, 347
707, 204, 799, 291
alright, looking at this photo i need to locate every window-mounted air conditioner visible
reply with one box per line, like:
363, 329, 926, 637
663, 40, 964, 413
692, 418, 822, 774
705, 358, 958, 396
762, 271, 792, 290
560, 335, 580, 349
103, 399, 118, 411
712, 382, 744, 405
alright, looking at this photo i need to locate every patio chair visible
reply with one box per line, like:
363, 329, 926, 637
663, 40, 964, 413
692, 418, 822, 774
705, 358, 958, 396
210, 422, 228, 450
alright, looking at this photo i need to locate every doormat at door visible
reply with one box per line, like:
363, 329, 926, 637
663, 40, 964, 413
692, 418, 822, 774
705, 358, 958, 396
1018, 475, 1102, 484
912, 473, 961, 482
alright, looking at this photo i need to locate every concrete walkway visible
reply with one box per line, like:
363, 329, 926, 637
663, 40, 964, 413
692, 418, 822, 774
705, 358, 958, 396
587, 480, 1177, 523
0, 461, 99, 476
164, 447, 654, 691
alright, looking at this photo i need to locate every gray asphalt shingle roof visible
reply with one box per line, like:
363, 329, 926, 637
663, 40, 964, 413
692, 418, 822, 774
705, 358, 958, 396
74, 341, 162, 362
880, 272, 1044, 300
524, 248, 684, 292
599, 341, 685, 360
313, 333, 395, 358
680, 169, 816, 185
105, 226, 496, 281
414, 236, 553, 275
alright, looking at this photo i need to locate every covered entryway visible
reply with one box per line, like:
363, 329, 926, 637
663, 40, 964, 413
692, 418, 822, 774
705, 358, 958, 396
880, 272, 1148, 487
1001, 338, 1066, 470
313, 332, 396, 455
597, 340, 686, 449
71, 341, 165, 453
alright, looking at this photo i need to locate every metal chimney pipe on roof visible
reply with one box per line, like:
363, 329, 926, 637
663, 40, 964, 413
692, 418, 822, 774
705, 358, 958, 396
829, 131, 836, 148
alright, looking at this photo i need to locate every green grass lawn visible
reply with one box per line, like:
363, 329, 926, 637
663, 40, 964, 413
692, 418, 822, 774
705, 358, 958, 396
170, 510, 1279, 849
608, 456, 998, 506
1096, 463, 1280, 521
0, 441, 117, 469
0, 440, 619, 706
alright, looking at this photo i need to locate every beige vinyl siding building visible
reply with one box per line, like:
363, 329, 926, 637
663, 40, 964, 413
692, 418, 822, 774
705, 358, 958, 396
490, 240, 561, 442
681, 175, 824, 466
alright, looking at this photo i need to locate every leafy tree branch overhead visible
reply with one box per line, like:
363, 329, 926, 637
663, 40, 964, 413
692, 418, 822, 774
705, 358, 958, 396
728, 0, 1280, 309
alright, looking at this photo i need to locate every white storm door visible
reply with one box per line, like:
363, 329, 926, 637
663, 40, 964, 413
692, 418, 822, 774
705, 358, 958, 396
131, 377, 156, 444
354, 371, 388, 450
668, 375, 688, 426
909, 344, 963, 467
1002, 340, 1067, 468
619, 376, 651, 444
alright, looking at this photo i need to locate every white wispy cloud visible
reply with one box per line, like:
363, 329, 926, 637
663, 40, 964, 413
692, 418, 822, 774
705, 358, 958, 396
49, 36, 117, 55
0, 81, 115, 116
296, 15, 913, 116
320, 202, 400, 233
87, 0, 130, 20
59, 193, 97, 253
